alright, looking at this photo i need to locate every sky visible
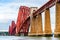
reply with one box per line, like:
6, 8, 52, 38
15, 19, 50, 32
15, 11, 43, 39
0, 0, 55, 32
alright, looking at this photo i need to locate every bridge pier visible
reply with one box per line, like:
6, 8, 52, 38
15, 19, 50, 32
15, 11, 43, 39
28, 7, 38, 36
28, 16, 37, 36
28, 7, 43, 36
54, 2, 60, 37
28, 14, 43, 36
44, 8, 52, 36
35, 14, 43, 36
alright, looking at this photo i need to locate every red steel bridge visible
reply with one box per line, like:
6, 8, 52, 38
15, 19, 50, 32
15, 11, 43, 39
9, 0, 60, 36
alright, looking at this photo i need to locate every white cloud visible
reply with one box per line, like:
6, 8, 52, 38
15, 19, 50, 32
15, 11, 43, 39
0, 3, 19, 23
0, 14, 17, 19
0, 30, 8, 32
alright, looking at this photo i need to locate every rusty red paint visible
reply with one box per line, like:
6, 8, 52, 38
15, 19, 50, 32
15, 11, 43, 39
16, 6, 30, 35
9, 21, 16, 35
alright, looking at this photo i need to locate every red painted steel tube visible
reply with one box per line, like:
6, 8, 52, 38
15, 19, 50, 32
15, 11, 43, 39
9, 21, 16, 35
16, 6, 30, 34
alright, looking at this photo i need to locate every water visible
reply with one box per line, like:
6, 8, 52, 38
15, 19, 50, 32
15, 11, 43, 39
0, 36, 60, 40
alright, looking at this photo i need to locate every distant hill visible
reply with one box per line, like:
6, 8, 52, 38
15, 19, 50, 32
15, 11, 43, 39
0, 32, 9, 36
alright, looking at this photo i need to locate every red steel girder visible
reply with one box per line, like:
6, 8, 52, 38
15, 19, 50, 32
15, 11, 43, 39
16, 6, 30, 34
20, 18, 30, 35
9, 21, 16, 35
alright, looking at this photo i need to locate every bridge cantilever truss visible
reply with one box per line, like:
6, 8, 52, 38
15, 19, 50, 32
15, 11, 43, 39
9, 0, 60, 36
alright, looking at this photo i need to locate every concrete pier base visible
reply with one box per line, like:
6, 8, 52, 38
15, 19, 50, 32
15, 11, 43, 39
54, 33, 60, 37
43, 33, 53, 37
28, 7, 43, 36
28, 7, 38, 36
28, 14, 43, 36
35, 14, 43, 36
28, 17, 37, 36
54, 2, 60, 37
44, 8, 52, 36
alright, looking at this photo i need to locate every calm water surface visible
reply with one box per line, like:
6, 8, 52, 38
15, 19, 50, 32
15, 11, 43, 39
0, 36, 60, 40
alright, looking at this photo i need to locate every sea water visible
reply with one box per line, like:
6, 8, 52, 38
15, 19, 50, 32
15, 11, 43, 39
0, 36, 60, 40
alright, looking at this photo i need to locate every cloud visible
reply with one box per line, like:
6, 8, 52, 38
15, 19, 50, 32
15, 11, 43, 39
0, 19, 13, 31
0, 3, 19, 23
0, 30, 8, 32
